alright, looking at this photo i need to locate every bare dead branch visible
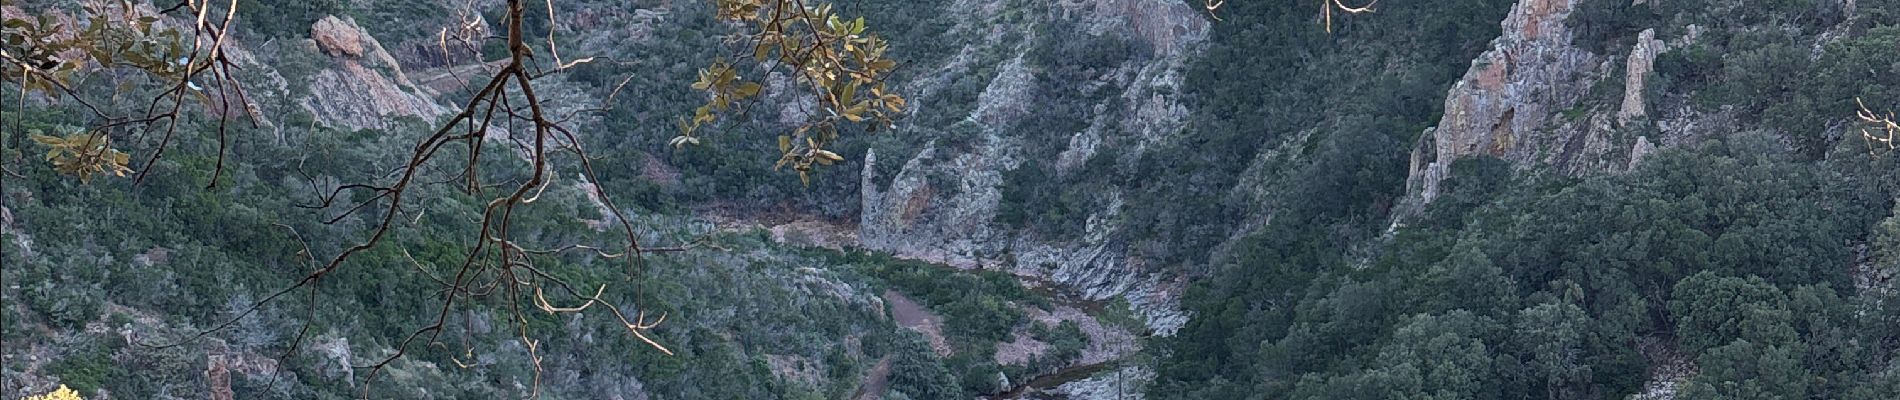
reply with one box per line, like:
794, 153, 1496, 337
1858, 97, 1899, 156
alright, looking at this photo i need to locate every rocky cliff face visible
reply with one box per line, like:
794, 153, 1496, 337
1617, 28, 1664, 126
23, 0, 1875, 398
858, 0, 1205, 335
300, 15, 449, 132
1406, 0, 1602, 205
1386, 4, 1867, 394
1402, 1, 1742, 208
1, 3, 433, 136
116, 0, 1208, 338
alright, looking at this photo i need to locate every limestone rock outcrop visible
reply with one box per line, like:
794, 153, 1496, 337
1407, 0, 1599, 204
311, 16, 368, 58
1618, 29, 1665, 126
1629, 135, 1657, 169
301, 15, 448, 131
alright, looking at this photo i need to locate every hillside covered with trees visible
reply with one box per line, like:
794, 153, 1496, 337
5, 0, 1900, 399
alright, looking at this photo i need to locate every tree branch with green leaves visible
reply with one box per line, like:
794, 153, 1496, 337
2, 0, 255, 187
7, 0, 909, 398
678, 0, 908, 185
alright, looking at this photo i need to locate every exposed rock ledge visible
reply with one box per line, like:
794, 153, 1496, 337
1404, 2, 1724, 212
1617, 29, 1664, 126
1407, 0, 1600, 205
301, 15, 448, 132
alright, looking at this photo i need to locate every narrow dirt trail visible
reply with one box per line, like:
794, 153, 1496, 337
882, 290, 952, 356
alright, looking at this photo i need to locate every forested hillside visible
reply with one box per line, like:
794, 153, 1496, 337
1155, 0, 1900, 399
4, 0, 1900, 399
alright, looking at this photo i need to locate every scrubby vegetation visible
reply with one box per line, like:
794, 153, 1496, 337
11, 0, 1900, 398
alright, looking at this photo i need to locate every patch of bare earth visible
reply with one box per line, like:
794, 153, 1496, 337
702, 209, 859, 250
769, 220, 859, 250
882, 290, 952, 356
850, 356, 895, 400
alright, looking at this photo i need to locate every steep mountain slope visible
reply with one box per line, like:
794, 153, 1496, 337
855, 0, 1208, 335
1152, 0, 1900, 399
8, 0, 1900, 399
1, 0, 1187, 398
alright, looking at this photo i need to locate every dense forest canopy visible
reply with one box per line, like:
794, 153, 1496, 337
1152, 0, 1900, 399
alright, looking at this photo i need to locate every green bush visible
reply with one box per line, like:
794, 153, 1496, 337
46, 348, 116, 396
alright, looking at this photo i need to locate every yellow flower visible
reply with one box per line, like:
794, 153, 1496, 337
22, 385, 84, 400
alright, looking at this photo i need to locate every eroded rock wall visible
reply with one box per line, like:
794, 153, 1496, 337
301, 15, 448, 132
858, 0, 1204, 335
1408, 0, 1601, 204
